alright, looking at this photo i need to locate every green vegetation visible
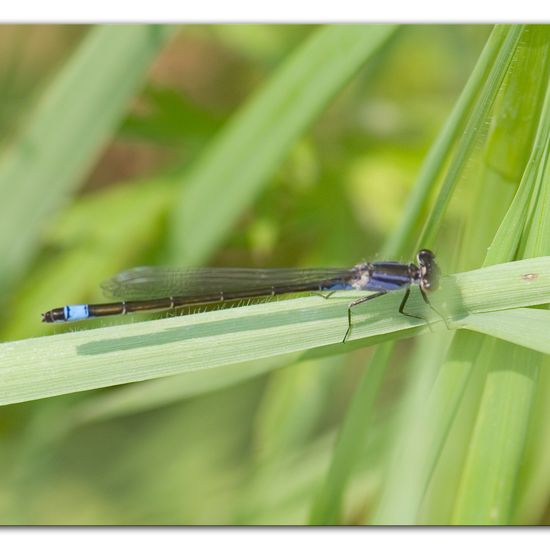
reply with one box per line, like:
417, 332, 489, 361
0, 24, 548, 525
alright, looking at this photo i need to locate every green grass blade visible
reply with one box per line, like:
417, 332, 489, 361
452, 343, 540, 524
513, 356, 550, 524
170, 24, 397, 265
417, 25, 524, 249
458, 309, 550, 355
383, 25, 509, 258
251, 356, 342, 465
372, 331, 458, 524
485, 35, 550, 265
0, 25, 173, 294
1, 256, 550, 406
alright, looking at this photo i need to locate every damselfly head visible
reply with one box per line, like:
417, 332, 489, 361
416, 249, 439, 291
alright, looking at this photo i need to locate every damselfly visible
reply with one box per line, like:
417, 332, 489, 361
42, 249, 446, 342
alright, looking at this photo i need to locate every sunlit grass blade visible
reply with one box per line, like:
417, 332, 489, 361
170, 25, 397, 265
0, 25, 173, 294
348, 26, 525, 524
452, 40, 550, 524
408, 30, 543, 521
376, 26, 550, 525
1, 256, 550, 407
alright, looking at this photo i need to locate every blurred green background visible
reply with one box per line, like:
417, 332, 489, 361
0, 24, 548, 525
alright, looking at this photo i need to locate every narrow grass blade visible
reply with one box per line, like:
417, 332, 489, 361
417, 25, 524, 249
384, 25, 509, 258
452, 343, 540, 524
369, 29, 529, 521
0, 25, 173, 294
485, 35, 550, 265
170, 25, 397, 265
404, 29, 545, 522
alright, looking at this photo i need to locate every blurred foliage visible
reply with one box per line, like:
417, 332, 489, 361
0, 24, 549, 525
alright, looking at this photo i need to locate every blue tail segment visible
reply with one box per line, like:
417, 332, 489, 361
63, 304, 90, 321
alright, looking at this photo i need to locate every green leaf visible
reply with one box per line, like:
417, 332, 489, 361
371, 331, 459, 524
0, 25, 173, 293
1, 255, 550, 406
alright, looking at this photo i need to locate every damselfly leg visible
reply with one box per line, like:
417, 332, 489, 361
398, 287, 448, 332
313, 290, 337, 300
343, 286, 448, 343
419, 288, 449, 329
398, 287, 435, 331
343, 291, 387, 343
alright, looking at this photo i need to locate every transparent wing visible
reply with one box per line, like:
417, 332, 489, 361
101, 266, 355, 300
